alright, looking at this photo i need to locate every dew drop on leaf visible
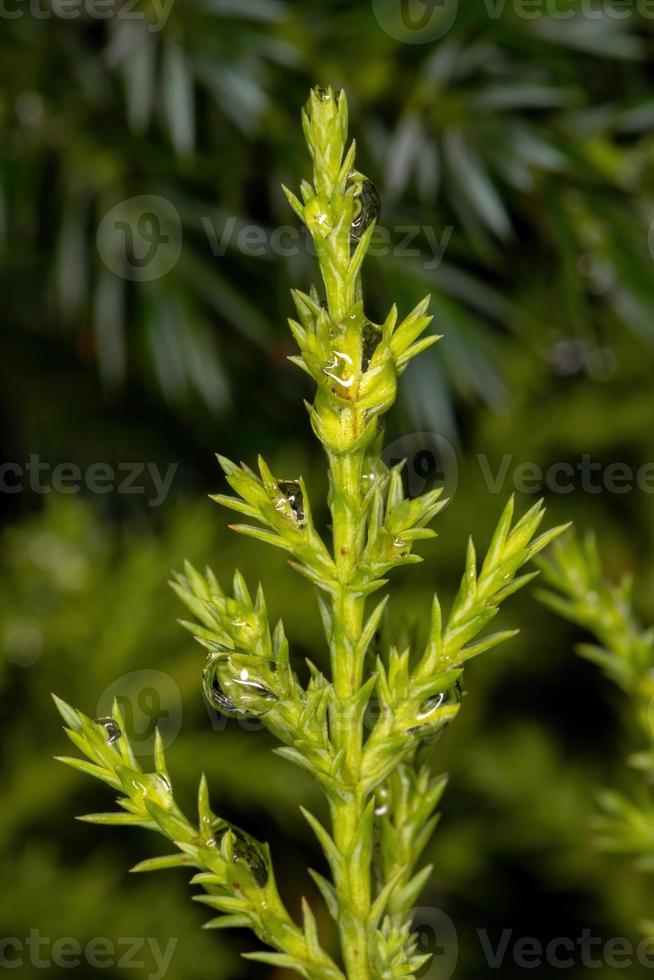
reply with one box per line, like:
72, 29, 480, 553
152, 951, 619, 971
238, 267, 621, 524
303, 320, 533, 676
232, 828, 269, 888
416, 692, 445, 721
349, 171, 380, 241
94, 717, 122, 744
202, 657, 241, 718
361, 323, 382, 372
374, 786, 389, 817
202, 654, 277, 718
312, 85, 333, 104
206, 819, 269, 888
276, 481, 306, 525
323, 350, 354, 395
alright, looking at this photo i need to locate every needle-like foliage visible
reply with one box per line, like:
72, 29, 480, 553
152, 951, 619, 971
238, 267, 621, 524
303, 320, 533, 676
538, 533, 654, 935
54, 87, 568, 979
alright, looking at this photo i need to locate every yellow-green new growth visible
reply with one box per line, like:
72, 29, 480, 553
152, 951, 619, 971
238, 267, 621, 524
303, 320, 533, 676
54, 86, 569, 979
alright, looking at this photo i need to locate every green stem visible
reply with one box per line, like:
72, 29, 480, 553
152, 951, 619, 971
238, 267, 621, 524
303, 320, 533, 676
329, 447, 372, 979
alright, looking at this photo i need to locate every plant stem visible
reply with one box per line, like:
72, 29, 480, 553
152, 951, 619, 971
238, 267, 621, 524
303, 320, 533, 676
329, 448, 371, 978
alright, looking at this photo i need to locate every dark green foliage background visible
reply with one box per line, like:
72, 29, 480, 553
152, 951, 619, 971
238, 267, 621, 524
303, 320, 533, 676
2, 1, 654, 976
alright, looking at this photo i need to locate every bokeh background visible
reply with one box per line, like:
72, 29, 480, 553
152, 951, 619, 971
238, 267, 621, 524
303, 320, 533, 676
2, 1, 654, 977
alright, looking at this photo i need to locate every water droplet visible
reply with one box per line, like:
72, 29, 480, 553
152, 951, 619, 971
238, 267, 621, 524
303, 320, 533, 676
361, 323, 382, 372
374, 786, 389, 817
202, 654, 277, 718
154, 773, 171, 793
416, 693, 445, 721
95, 717, 122, 744
405, 681, 463, 740
276, 481, 305, 525
349, 171, 380, 241
233, 829, 269, 887
202, 658, 241, 718
206, 819, 269, 888
313, 85, 332, 103
323, 350, 354, 393
129, 771, 173, 806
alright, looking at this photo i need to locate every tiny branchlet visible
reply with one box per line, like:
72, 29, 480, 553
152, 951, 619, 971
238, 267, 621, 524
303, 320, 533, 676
54, 87, 568, 979
537, 533, 654, 934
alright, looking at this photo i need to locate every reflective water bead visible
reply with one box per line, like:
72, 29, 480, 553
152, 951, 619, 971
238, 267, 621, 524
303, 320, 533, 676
310, 85, 333, 104
276, 481, 305, 525
416, 692, 445, 721
361, 323, 382, 372
206, 820, 269, 888
374, 786, 389, 817
323, 350, 354, 393
203, 654, 277, 718
349, 171, 381, 241
232, 666, 278, 702
94, 717, 122, 744
232, 828, 269, 888
202, 658, 241, 718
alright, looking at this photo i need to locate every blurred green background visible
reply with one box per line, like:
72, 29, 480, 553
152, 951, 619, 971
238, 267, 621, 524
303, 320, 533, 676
2, 1, 654, 977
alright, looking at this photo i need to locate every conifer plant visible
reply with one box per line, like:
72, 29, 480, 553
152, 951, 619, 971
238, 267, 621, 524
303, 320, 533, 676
538, 533, 654, 935
54, 87, 568, 979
